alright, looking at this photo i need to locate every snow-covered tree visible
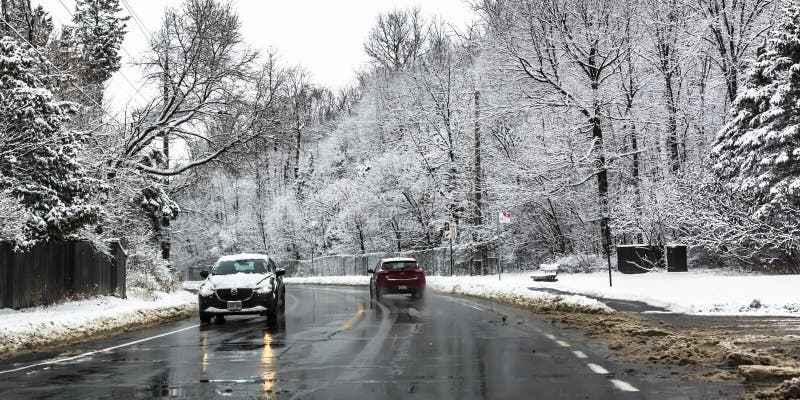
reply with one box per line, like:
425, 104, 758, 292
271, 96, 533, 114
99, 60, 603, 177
0, 38, 103, 245
713, 1, 800, 221
0, 1, 53, 48
69, 0, 128, 85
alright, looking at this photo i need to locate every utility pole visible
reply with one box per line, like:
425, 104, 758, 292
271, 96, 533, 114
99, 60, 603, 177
473, 89, 485, 276
160, 46, 171, 261
445, 222, 456, 276
449, 237, 454, 276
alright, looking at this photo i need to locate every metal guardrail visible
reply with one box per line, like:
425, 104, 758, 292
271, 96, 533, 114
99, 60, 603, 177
277, 246, 519, 277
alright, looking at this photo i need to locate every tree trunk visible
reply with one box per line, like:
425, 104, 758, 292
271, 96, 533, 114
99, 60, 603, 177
293, 127, 302, 180
664, 73, 680, 172
391, 217, 402, 252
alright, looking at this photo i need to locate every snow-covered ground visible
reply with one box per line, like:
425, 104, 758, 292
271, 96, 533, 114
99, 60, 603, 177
527, 270, 800, 316
0, 289, 196, 358
286, 270, 800, 316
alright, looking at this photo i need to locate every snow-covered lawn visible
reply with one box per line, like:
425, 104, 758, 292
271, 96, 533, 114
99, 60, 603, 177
0, 289, 197, 358
286, 270, 800, 316
526, 270, 800, 316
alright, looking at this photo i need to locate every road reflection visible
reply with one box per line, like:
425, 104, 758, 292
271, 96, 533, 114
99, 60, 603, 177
200, 330, 209, 376
261, 330, 275, 395
195, 316, 286, 398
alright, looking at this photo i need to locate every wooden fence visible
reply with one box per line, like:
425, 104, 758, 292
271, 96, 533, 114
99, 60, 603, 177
0, 240, 127, 309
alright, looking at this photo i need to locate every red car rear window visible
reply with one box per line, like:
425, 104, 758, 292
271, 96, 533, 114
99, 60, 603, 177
381, 261, 417, 270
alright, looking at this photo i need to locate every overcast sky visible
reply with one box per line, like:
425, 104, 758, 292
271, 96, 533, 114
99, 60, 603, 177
39, 0, 476, 115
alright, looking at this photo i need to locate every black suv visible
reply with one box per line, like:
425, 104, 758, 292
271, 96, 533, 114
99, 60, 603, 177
197, 253, 286, 323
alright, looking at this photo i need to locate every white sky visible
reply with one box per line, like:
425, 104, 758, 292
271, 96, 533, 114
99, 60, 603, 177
38, 0, 476, 116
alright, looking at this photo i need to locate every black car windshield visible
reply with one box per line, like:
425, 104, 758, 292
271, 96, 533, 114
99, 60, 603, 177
382, 261, 417, 270
212, 259, 269, 275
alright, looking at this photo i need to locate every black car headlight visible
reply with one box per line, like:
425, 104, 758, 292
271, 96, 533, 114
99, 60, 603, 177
199, 283, 216, 297
255, 280, 274, 295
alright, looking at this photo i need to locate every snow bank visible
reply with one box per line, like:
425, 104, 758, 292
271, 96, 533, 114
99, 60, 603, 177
0, 289, 197, 359
287, 270, 800, 316
426, 276, 613, 314
526, 270, 800, 316
285, 275, 613, 314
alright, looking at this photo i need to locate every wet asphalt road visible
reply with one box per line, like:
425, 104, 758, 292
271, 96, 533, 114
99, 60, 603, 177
0, 285, 739, 399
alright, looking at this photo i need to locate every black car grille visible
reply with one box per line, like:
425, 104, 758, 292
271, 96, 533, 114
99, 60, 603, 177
216, 288, 253, 301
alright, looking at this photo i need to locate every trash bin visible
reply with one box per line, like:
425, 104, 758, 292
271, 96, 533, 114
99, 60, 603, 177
665, 244, 688, 272
617, 245, 663, 274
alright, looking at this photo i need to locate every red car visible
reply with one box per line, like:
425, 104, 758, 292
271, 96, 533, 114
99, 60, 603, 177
368, 257, 426, 299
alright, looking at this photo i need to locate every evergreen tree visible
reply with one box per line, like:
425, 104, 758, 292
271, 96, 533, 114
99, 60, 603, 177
0, 37, 103, 245
70, 0, 129, 85
0, 1, 53, 47
712, 0, 800, 220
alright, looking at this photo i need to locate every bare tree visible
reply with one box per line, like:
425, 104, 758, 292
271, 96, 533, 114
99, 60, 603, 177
693, 0, 775, 103
483, 0, 633, 254
649, 0, 685, 172
124, 0, 260, 177
364, 8, 427, 71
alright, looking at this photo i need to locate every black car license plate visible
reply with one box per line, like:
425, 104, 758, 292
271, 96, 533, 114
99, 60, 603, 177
227, 301, 242, 311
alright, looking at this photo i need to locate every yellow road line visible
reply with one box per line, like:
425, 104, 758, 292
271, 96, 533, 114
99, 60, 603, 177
340, 303, 365, 331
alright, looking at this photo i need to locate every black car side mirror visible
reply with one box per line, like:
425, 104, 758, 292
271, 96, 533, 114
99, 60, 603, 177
367, 269, 374, 274
200, 271, 209, 279
275, 268, 286, 277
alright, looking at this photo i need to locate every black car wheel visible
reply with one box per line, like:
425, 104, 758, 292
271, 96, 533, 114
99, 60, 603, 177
266, 293, 279, 321
200, 311, 212, 324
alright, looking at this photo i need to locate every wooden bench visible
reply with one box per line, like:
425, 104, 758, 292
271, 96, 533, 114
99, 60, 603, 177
531, 263, 559, 282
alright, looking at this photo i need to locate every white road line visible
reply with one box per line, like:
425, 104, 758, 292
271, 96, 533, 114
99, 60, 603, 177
447, 297, 485, 311
610, 379, 640, 392
544, 333, 556, 340
0, 324, 200, 376
586, 363, 609, 374
555, 340, 571, 347
572, 350, 588, 359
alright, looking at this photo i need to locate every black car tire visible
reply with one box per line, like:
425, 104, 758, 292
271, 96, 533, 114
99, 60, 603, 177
266, 294, 279, 321
214, 315, 225, 324
278, 291, 286, 314
200, 311, 212, 324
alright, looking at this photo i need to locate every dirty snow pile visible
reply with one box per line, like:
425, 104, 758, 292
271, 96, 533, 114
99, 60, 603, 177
526, 270, 800, 316
0, 289, 196, 358
285, 275, 612, 313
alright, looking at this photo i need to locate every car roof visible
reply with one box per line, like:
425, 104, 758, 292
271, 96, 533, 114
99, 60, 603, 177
381, 257, 417, 263
217, 253, 271, 262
